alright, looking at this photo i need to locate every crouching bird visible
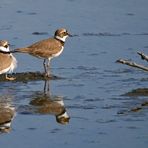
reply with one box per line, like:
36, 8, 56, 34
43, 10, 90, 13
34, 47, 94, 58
0, 40, 17, 80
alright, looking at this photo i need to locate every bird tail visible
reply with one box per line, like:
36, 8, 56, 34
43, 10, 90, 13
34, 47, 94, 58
11, 48, 30, 53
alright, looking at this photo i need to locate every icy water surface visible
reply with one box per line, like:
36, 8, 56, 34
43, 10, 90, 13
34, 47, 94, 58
0, 0, 148, 148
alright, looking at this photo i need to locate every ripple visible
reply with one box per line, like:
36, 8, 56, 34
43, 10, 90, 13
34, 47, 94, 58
0, 25, 13, 31
27, 127, 37, 130
85, 97, 104, 102
16, 10, 23, 13
105, 68, 134, 74
32, 32, 48, 35
123, 117, 145, 122
135, 33, 148, 36
126, 13, 135, 16
126, 126, 140, 129
50, 128, 61, 134
73, 95, 85, 100
72, 116, 88, 121
77, 66, 98, 71
68, 104, 97, 110
82, 32, 148, 38
83, 32, 121, 37
96, 118, 116, 124
27, 12, 37, 15
101, 104, 120, 110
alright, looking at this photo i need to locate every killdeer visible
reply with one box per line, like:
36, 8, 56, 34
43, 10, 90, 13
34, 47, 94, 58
0, 40, 17, 80
13, 28, 71, 77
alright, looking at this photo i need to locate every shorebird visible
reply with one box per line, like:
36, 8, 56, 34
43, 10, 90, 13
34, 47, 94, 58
0, 103, 15, 133
0, 40, 17, 80
13, 28, 71, 77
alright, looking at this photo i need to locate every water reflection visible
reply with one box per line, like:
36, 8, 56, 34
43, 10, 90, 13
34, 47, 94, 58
0, 97, 16, 133
19, 80, 70, 125
117, 88, 148, 115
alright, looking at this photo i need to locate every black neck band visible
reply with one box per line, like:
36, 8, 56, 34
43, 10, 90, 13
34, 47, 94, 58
55, 37, 65, 46
0, 50, 11, 54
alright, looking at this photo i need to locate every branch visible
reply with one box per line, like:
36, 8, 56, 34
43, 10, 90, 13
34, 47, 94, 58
137, 51, 148, 62
116, 59, 148, 71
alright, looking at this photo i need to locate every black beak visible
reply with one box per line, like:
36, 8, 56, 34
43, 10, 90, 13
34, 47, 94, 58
67, 32, 72, 37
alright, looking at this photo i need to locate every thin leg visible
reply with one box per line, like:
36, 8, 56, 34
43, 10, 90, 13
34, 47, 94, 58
47, 79, 50, 92
6, 74, 15, 81
44, 80, 50, 96
44, 80, 47, 93
43, 59, 47, 75
46, 59, 51, 77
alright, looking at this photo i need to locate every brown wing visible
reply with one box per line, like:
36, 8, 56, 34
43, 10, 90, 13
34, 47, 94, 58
17, 38, 62, 58
0, 53, 12, 71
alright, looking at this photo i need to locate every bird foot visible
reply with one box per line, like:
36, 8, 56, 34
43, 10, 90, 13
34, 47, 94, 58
44, 73, 52, 78
6, 75, 16, 81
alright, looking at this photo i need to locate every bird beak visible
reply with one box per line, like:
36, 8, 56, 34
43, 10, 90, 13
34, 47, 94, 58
67, 32, 72, 37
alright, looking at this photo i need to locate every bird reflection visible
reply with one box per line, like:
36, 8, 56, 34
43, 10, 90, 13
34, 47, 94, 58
0, 98, 16, 133
19, 80, 70, 125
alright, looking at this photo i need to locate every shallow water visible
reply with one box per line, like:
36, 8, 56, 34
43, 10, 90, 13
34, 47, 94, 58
0, 0, 148, 148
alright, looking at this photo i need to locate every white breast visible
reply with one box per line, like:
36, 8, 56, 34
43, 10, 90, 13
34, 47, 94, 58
0, 54, 17, 74
9, 54, 17, 73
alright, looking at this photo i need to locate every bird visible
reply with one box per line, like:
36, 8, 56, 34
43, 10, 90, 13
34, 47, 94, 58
0, 40, 17, 80
12, 28, 71, 77
0, 103, 16, 133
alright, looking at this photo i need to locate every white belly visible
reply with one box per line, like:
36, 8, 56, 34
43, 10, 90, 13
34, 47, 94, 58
0, 54, 17, 74
52, 46, 64, 58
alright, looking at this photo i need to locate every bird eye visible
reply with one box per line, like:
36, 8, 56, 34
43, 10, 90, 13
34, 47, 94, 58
64, 31, 68, 36
4, 44, 8, 48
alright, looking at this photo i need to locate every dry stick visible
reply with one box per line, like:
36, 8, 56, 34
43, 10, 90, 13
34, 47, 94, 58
116, 59, 148, 71
137, 51, 148, 62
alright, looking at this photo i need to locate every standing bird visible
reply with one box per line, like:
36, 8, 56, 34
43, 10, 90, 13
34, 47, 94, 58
0, 40, 17, 80
13, 28, 71, 77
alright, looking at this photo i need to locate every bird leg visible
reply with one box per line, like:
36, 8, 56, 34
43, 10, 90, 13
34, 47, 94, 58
43, 59, 51, 77
5, 74, 16, 81
46, 59, 51, 77
44, 80, 50, 95
43, 59, 48, 76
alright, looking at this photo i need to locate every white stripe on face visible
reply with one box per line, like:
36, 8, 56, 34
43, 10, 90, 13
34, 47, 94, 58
55, 35, 68, 42
0, 46, 10, 52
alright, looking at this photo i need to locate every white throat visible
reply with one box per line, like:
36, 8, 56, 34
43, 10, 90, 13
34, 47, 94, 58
55, 35, 68, 42
57, 111, 69, 119
56, 99, 64, 106
0, 46, 10, 52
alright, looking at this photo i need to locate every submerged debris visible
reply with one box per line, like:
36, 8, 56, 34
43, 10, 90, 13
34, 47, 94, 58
123, 88, 148, 96
0, 72, 60, 82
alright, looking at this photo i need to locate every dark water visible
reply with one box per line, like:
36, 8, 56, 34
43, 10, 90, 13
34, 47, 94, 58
0, 0, 148, 148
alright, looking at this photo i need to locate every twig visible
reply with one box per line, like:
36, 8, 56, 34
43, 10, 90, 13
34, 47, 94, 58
116, 59, 148, 71
137, 51, 148, 62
